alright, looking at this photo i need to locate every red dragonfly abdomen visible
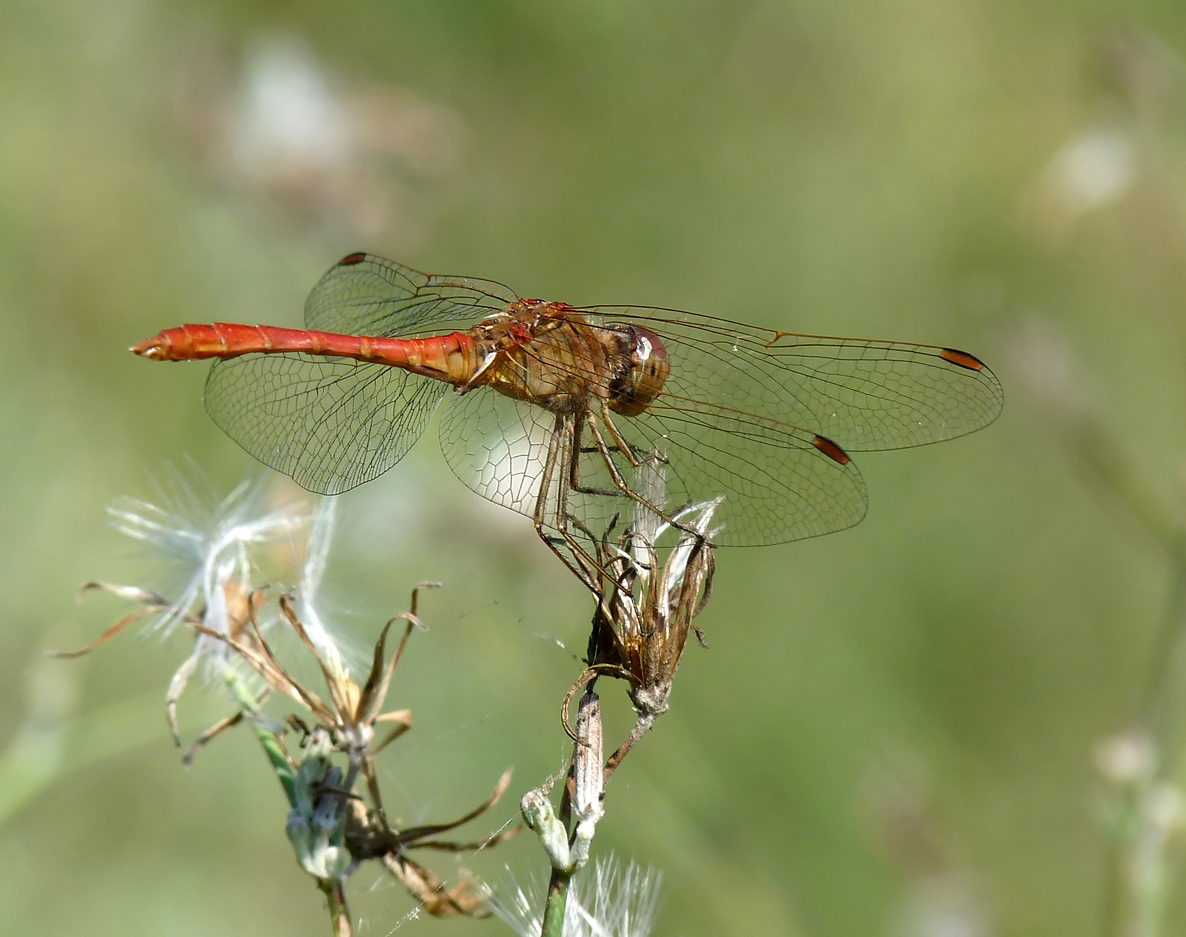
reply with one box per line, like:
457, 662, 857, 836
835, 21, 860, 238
132, 323, 481, 385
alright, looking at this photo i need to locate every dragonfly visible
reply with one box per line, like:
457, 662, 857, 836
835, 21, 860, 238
133, 252, 1003, 584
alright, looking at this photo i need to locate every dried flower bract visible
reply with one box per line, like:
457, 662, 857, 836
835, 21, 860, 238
568, 495, 720, 782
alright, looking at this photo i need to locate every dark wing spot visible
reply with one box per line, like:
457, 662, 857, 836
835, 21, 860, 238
339, 252, 367, 266
812, 434, 850, 465
939, 348, 986, 371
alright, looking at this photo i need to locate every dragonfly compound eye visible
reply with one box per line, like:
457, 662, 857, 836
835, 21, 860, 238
609, 326, 670, 417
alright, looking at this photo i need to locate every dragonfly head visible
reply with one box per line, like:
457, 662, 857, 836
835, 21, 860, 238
609, 326, 670, 417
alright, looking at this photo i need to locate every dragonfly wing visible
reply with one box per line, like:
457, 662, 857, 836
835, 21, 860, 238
305, 253, 519, 338
205, 355, 447, 495
437, 385, 866, 548
435, 387, 666, 542
437, 388, 560, 521
590, 400, 867, 547
586, 308, 1003, 451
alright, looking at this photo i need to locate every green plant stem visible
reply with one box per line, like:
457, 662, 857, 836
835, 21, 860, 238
540, 866, 571, 937
225, 671, 297, 806
319, 879, 352, 937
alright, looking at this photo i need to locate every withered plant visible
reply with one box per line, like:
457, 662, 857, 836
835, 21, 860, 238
572, 497, 718, 782
61, 484, 517, 936
194, 583, 518, 929
516, 491, 720, 936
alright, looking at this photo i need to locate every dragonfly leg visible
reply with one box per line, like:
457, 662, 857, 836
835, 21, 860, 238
555, 420, 630, 585
533, 414, 598, 591
568, 416, 615, 496
597, 406, 649, 470
570, 424, 637, 499
577, 408, 692, 539
564, 510, 646, 605
532, 413, 616, 593
599, 405, 707, 545
567, 410, 633, 498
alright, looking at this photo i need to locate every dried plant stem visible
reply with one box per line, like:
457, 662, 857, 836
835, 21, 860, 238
319, 879, 353, 937
524, 691, 608, 936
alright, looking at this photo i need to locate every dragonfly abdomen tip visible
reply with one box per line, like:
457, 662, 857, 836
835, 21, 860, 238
130, 336, 168, 359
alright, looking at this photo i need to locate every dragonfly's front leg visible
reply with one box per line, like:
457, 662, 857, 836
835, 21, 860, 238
567, 414, 639, 504
570, 405, 688, 539
598, 403, 661, 471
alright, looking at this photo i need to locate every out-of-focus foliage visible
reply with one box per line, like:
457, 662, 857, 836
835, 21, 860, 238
5, 1, 1186, 935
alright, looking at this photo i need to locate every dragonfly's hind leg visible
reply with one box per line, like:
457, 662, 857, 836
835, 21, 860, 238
532, 413, 615, 594
532, 414, 596, 591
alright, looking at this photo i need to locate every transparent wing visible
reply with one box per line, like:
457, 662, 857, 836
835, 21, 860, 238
304, 253, 518, 338
205, 355, 447, 495
595, 398, 868, 547
436, 380, 867, 548
582, 306, 1003, 451
437, 389, 560, 521
436, 388, 633, 539
201, 253, 521, 496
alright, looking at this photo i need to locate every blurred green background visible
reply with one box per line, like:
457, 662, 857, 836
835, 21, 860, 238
5, 1, 1186, 935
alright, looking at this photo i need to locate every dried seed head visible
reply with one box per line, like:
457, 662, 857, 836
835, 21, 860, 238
106, 468, 311, 639
587, 496, 720, 718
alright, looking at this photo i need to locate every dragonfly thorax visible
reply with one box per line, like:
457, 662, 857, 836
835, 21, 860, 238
466, 305, 669, 418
